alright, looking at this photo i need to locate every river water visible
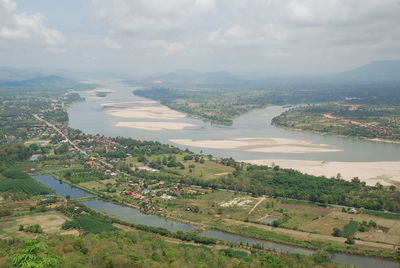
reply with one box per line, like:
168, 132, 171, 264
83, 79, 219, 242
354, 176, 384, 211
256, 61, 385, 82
69, 81, 400, 162
33, 174, 398, 268
33, 174, 92, 199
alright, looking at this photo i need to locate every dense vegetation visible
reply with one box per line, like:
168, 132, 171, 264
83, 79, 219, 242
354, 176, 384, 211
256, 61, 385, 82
62, 215, 118, 234
0, 144, 51, 199
272, 103, 400, 141
133, 76, 400, 126
134, 87, 342, 125
0, 165, 51, 200
133, 162, 400, 212
0, 231, 345, 268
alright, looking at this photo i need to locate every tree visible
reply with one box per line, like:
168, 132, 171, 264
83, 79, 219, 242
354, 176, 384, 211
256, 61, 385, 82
55, 144, 68, 155
332, 228, 341, 237
9, 239, 60, 268
345, 236, 355, 244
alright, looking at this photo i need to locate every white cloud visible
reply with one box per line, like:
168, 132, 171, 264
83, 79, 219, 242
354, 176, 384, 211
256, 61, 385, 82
3, 0, 400, 73
0, 0, 64, 46
104, 37, 121, 50
92, 0, 216, 53
149, 40, 187, 55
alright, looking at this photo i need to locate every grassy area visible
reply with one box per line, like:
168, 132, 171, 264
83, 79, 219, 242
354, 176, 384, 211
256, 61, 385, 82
126, 154, 234, 181
0, 211, 71, 239
362, 210, 400, 219
209, 219, 397, 258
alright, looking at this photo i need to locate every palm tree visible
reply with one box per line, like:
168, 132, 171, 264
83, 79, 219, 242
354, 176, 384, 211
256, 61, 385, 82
9, 239, 59, 268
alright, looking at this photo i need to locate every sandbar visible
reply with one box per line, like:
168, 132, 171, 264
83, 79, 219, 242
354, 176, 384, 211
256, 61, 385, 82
242, 159, 400, 186
102, 101, 185, 120
87, 89, 116, 94
169, 137, 342, 154
115, 121, 196, 131
101, 101, 158, 106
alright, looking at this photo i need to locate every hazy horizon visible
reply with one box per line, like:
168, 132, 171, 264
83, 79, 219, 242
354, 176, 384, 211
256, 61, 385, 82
1, 0, 400, 76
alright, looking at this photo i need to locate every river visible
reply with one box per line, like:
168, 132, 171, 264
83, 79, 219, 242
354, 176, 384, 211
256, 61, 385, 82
69, 80, 400, 162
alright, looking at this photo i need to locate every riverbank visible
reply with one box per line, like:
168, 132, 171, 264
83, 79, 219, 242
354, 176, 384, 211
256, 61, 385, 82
242, 159, 400, 187
271, 103, 400, 145
272, 123, 400, 145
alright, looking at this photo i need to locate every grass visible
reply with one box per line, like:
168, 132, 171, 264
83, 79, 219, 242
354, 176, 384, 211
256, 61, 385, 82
161, 191, 257, 224
209, 219, 397, 258
126, 155, 234, 181
300, 215, 348, 235
362, 210, 400, 220
79, 181, 106, 191
0, 212, 70, 239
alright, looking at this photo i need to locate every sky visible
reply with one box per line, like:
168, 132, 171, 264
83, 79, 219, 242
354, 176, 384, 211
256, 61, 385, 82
1, 0, 400, 76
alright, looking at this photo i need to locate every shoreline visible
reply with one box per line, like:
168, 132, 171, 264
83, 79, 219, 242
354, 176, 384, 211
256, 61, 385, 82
241, 159, 400, 187
272, 122, 400, 145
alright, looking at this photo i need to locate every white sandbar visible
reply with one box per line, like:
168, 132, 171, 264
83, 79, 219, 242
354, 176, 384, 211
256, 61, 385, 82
115, 121, 196, 131
169, 137, 342, 154
102, 101, 185, 120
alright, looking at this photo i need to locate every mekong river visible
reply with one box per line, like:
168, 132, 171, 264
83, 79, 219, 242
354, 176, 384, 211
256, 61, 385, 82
69, 81, 400, 170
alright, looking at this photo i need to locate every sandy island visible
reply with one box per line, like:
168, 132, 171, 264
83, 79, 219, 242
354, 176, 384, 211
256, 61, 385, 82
169, 137, 343, 154
102, 101, 186, 120
116, 121, 196, 131
242, 159, 400, 186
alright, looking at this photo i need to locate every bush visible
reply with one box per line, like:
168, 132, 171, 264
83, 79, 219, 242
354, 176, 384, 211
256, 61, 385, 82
312, 250, 331, 264
0, 209, 12, 217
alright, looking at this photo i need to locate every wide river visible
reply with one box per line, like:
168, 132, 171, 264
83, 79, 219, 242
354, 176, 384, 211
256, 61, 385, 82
69, 80, 400, 162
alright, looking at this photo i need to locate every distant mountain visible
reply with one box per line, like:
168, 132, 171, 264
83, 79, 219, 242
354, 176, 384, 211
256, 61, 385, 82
0, 75, 75, 87
0, 70, 96, 91
148, 70, 238, 83
129, 69, 245, 89
335, 60, 400, 81
0, 67, 41, 81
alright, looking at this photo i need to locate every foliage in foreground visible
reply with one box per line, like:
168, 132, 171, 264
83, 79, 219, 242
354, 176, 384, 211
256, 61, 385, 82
0, 231, 347, 268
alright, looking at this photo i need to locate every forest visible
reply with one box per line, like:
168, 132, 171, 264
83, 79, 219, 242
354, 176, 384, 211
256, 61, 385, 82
0, 230, 342, 268
272, 103, 400, 141
133, 79, 400, 125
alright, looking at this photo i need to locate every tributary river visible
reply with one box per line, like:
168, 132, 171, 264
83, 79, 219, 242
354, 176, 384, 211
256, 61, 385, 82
33, 174, 398, 268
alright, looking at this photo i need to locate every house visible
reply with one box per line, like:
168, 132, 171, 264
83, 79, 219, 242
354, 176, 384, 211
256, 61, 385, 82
348, 208, 358, 214
161, 194, 173, 200
132, 193, 142, 199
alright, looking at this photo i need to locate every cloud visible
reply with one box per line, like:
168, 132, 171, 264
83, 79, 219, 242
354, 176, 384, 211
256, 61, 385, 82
93, 0, 215, 36
92, 0, 216, 53
0, 0, 64, 46
3, 0, 400, 73
104, 37, 121, 50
